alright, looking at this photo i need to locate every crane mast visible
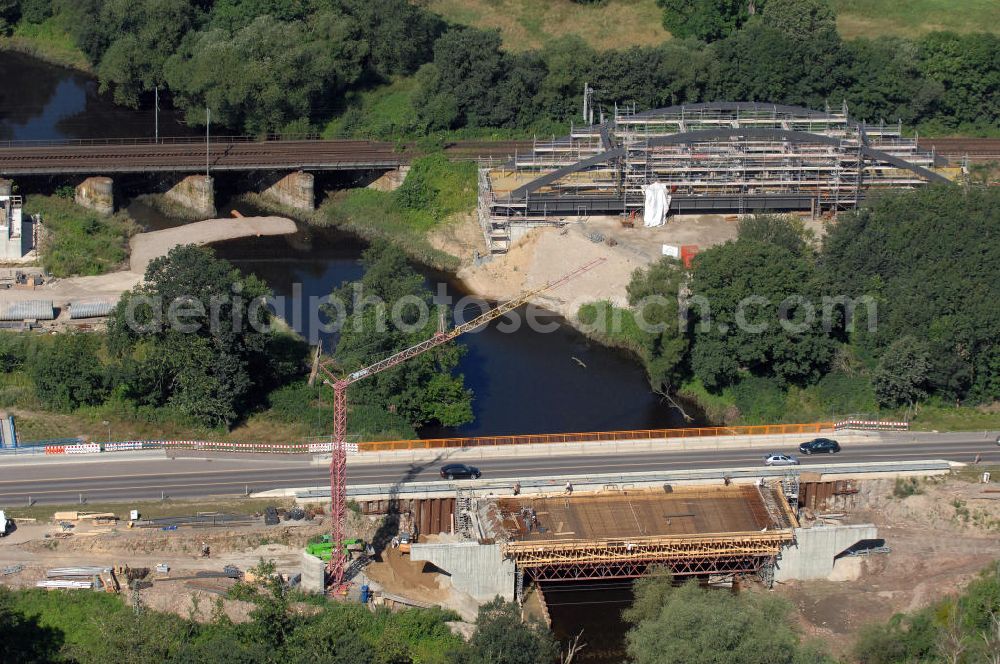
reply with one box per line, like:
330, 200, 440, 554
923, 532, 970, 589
318, 258, 604, 589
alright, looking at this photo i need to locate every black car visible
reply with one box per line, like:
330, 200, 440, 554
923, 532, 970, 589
798, 438, 841, 455
440, 463, 481, 480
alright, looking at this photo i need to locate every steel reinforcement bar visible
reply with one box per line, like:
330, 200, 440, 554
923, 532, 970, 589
356, 422, 835, 452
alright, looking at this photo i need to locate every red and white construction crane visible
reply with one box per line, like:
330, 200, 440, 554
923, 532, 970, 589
318, 258, 604, 588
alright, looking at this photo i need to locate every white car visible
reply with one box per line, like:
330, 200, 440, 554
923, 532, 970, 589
763, 453, 800, 466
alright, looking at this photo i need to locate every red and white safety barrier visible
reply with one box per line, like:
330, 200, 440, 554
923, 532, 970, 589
65, 444, 102, 454
834, 419, 910, 431
44, 445, 65, 455
307, 442, 358, 454
105, 442, 144, 452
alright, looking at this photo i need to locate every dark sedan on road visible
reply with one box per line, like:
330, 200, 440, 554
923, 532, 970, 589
440, 464, 481, 480
799, 438, 841, 455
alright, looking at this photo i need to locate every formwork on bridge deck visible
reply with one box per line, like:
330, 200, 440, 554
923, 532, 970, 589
493, 485, 796, 582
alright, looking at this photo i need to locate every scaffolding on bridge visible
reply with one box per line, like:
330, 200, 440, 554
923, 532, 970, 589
479, 102, 957, 254
489, 484, 797, 584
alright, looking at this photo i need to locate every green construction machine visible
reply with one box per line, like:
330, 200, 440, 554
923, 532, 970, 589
305, 535, 364, 561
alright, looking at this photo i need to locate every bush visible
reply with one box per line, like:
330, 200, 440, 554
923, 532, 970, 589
730, 376, 788, 424
25, 195, 137, 277
28, 333, 108, 411
892, 477, 923, 498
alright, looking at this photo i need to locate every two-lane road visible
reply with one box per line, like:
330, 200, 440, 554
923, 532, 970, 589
0, 433, 996, 505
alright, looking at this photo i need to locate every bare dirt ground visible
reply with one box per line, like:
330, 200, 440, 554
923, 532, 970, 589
0, 505, 382, 622
457, 214, 741, 320
774, 475, 1000, 658
428, 212, 488, 261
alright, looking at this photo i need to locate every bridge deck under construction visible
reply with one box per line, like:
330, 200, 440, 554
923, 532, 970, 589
490, 485, 796, 582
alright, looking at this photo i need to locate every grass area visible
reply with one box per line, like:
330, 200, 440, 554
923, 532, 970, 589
317, 153, 474, 271
7, 497, 295, 522
577, 300, 646, 356
25, 195, 138, 277
422, 0, 668, 51
908, 402, 1000, 432
423, 0, 999, 49
833, 0, 1000, 38
0, 17, 91, 72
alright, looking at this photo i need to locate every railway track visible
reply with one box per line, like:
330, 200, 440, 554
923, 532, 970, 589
0, 137, 995, 176
917, 138, 1000, 163
0, 139, 403, 175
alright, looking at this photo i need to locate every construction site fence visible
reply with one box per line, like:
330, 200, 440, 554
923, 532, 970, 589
356, 423, 835, 452
24, 422, 849, 457
36, 440, 358, 455
834, 419, 909, 431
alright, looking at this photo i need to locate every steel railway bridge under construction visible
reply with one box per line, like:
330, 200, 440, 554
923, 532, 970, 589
478, 101, 960, 253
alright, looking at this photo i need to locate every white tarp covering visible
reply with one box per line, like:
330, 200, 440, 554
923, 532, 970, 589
642, 182, 671, 227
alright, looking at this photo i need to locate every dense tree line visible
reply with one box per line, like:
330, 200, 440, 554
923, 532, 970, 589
2, 0, 998, 135
624, 571, 832, 663
598, 185, 999, 420
0, 569, 557, 663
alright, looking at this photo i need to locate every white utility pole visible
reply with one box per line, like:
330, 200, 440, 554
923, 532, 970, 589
205, 108, 211, 179
154, 86, 159, 143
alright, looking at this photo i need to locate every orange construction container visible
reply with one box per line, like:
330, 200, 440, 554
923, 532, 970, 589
680, 245, 699, 268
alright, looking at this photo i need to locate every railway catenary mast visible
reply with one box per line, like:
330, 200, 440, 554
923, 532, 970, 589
318, 258, 605, 588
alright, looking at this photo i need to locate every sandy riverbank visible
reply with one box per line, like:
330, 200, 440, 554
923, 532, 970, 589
454, 214, 746, 321
0, 216, 297, 308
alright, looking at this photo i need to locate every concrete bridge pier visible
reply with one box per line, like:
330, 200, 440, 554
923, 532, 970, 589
367, 166, 411, 192
164, 175, 215, 218
261, 171, 314, 212
0, 179, 12, 196
75, 176, 114, 215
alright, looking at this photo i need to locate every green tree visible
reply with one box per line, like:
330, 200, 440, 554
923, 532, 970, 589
452, 597, 558, 664
689, 240, 835, 390
164, 12, 366, 134
329, 241, 473, 430
624, 572, 833, 664
657, 0, 751, 42
708, 22, 848, 109
626, 258, 689, 392
0, 0, 18, 35
917, 32, 1000, 133
871, 336, 929, 408
334, 0, 444, 78
736, 214, 812, 256
29, 333, 108, 411
107, 244, 291, 428
820, 186, 1000, 403
758, 0, 836, 41
414, 27, 507, 130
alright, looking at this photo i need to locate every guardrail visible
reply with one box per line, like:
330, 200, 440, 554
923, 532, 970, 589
293, 460, 954, 500
356, 422, 836, 452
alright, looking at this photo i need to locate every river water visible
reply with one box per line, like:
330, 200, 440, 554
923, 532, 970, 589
2, 51, 690, 438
